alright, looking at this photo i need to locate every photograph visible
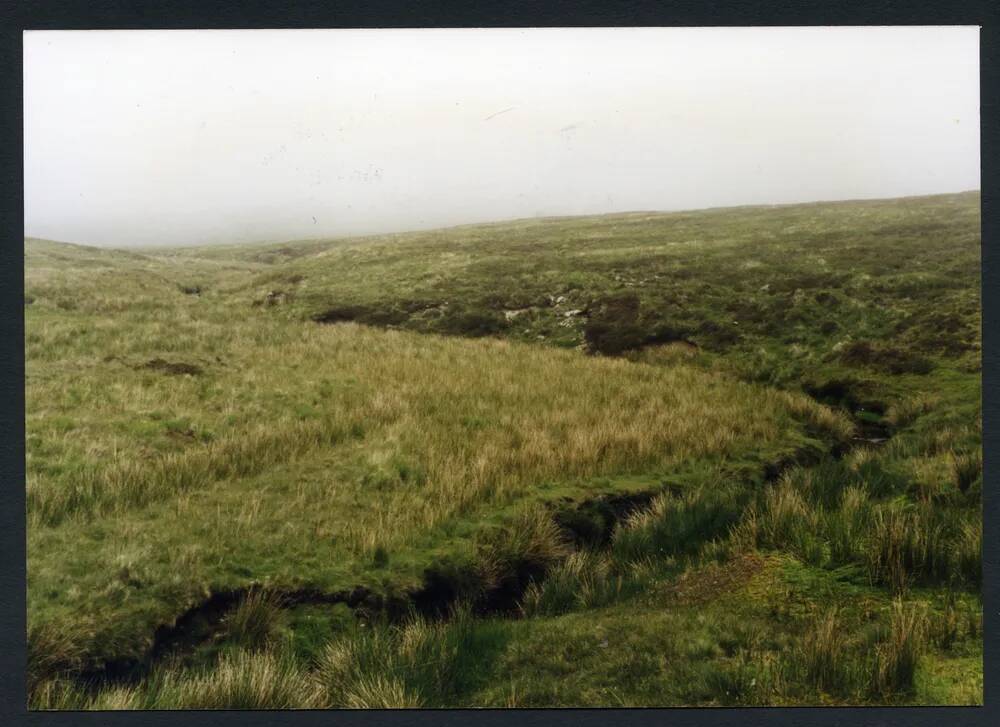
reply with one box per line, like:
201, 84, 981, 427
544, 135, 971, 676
22, 26, 982, 709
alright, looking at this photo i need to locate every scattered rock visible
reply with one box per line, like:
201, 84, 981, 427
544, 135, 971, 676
504, 308, 532, 321
178, 285, 201, 296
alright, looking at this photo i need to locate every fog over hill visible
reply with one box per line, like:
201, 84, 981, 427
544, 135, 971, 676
24, 27, 979, 247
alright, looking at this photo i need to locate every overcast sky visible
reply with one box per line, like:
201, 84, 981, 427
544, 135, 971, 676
24, 27, 980, 248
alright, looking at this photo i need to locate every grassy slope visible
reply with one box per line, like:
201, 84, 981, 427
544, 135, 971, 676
24, 192, 982, 707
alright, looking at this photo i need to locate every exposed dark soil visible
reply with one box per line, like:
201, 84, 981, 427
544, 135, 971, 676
803, 378, 881, 413
141, 359, 204, 376
409, 559, 550, 620
312, 304, 408, 327
836, 340, 934, 375
552, 489, 664, 547
801, 379, 893, 451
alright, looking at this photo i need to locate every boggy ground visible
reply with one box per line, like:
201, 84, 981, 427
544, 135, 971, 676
25, 191, 981, 707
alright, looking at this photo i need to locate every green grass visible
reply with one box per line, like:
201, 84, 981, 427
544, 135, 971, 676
25, 191, 981, 707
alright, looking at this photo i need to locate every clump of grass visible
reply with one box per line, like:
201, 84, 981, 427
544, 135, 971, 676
864, 503, 973, 593
84, 685, 145, 710
823, 485, 871, 564
776, 390, 856, 447
340, 675, 423, 709
755, 475, 815, 542
313, 607, 506, 708
932, 592, 968, 651
221, 588, 285, 649
611, 484, 745, 565
952, 519, 982, 588
28, 679, 89, 711
791, 608, 854, 695
26, 621, 85, 700
520, 550, 621, 616
315, 631, 421, 708
865, 505, 929, 594
474, 507, 572, 590
152, 649, 320, 709
41, 649, 323, 710
951, 450, 982, 494
869, 601, 928, 698
885, 394, 940, 428
741, 475, 829, 567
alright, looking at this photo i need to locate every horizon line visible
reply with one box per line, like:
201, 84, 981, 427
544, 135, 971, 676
24, 188, 982, 253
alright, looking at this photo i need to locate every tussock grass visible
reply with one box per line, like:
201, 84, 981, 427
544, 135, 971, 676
870, 601, 928, 698
26, 621, 85, 699
931, 592, 980, 651
28, 679, 91, 711
222, 588, 285, 649
28, 417, 360, 526
148, 650, 320, 709
735, 475, 828, 567
864, 503, 977, 593
611, 484, 746, 565
520, 550, 621, 616
824, 485, 871, 564
28, 319, 822, 531
314, 608, 506, 708
474, 507, 572, 589
791, 608, 853, 694
886, 394, 941, 428
953, 519, 982, 588
31, 650, 321, 710
950, 450, 982, 494
336, 675, 423, 709
315, 630, 420, 708
732, 459, 979, 593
